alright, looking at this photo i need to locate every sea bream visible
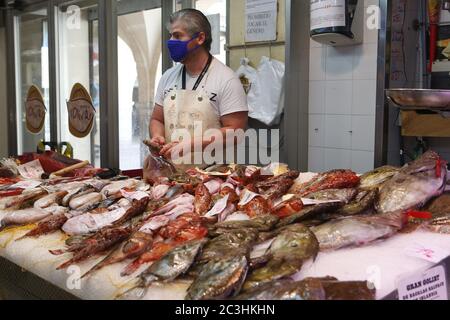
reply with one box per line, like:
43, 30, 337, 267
376, 151, 447, 214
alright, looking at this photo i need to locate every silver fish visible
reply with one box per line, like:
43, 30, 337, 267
377, 151, 447, 214
186, 255, 248, 300
312, 212, 405, 251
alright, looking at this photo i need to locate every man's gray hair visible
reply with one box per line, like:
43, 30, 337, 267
168, 9, 212, 51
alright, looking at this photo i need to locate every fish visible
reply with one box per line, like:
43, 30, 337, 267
82, 231, 154, 278
239, 197, 271, 218
150, 194, 194, 217
376, 151, 447, 214
33, 191, 69, 209
62, 198, 150, 235
311, 211, 406, 251
117, 239, 207, 300
337, 189, 377, 216
304, 188, 358, 205
61, 184, 96, 207
235, 278, 326, 300
0, 189, 48, 210
151, 184, 170, 200
56, 226, 132, 270
186, 255, 248, 300
209, 215, 279, 237
0, 208, 52, 232
101, 179, 140, 197
425, 214, 450, 234
197, 229, 259, 265
320, 279, 376, 300
17, 214, 68, 240
260, 178, 295, 204
359, 166, 400, 190
69, 192, 104, 211
121, 214, 208, 276
290, 170, 360, 197
276, 202, 344, 228
254, 171, 300, 190
194, 183, 212, 215
271, 197, 304, 218
424, 193, 450, 218
243, 224, 319, 291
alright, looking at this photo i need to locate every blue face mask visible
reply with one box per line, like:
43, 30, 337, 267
167, 34, 200, 62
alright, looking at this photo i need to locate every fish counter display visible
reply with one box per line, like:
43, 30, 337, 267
1, 151, 450, 300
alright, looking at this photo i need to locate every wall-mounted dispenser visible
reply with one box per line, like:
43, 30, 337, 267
310, 0, 364, 46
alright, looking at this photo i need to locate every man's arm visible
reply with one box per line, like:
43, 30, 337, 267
149, 104, 166, 147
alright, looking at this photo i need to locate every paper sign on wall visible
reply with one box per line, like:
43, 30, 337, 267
310, 0, 347, 31
397, 265, 448, 301
25, 85, 47, 134
207, 14, 221, 55
67, 83, 96, 138
245, 0, 278, 42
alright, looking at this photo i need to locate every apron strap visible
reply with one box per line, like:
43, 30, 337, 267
182, 54, 213, 91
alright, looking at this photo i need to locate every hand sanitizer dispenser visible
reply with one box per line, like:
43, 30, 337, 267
310, 0, 364, 46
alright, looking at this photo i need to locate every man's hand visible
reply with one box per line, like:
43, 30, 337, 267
147, 136, 166, 149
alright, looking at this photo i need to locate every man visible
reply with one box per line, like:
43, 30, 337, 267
146, 9, 248, 170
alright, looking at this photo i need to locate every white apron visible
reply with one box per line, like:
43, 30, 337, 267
163, 57, 221, 169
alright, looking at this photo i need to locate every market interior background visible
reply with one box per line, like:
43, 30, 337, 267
1, 0, 450, 173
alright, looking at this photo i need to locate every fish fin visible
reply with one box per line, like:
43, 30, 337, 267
121, 259, 141, 277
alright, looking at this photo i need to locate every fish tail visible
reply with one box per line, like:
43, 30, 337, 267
115, 280, 147, 300
57, 259, 74, 270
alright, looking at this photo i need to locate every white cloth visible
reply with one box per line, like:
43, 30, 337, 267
155, 58, 248, 117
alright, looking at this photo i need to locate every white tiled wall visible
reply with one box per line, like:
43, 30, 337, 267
308, 0, 378, 174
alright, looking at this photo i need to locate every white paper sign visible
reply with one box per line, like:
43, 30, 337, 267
245, 0, 278, 42
398, 266, 448, 301
207, 14, 221, 55
17, 160, 45, 180
310, 0, 346, 31
10, 180, 42, 190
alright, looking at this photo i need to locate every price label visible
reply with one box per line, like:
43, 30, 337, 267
397, 265, 448, 301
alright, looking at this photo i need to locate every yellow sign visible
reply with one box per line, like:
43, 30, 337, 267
67, 83, 96, 138
25, 85, 46, 134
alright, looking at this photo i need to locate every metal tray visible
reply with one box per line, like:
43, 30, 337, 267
386, 89, 450, 111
